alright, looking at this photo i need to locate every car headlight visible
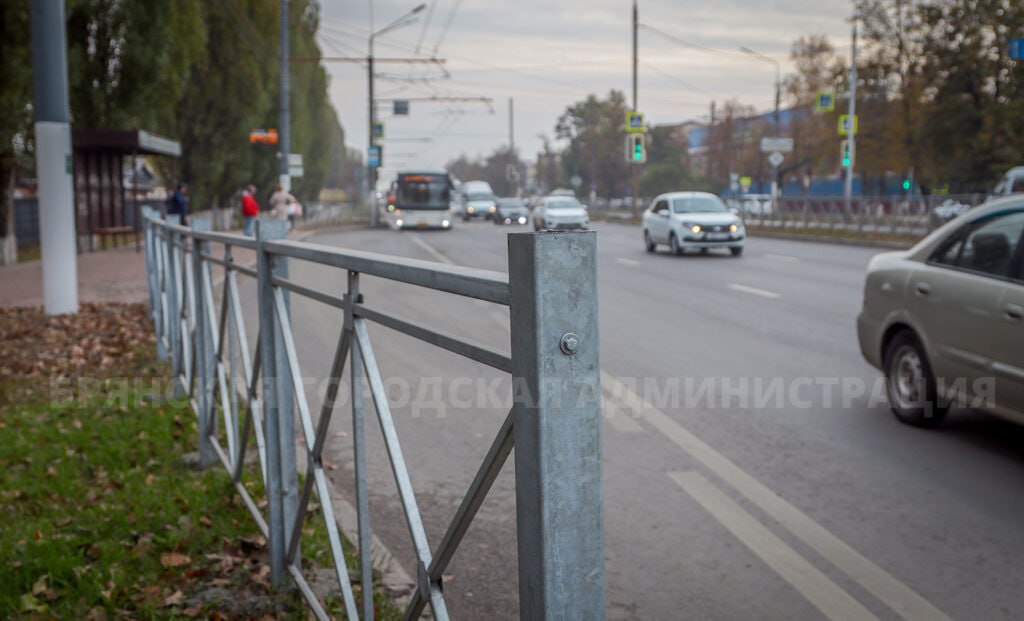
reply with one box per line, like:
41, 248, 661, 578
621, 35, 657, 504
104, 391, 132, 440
729, 223, 738, 233
442, 219, 450, 228
489, 205, 497, 213
467, 206, 475, 214
396, 219, 404, 227
690, 224, 702, 234
518, 216, 527, 224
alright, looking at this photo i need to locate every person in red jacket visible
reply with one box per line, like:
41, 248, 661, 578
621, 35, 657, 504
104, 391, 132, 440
241, 184, 259, 236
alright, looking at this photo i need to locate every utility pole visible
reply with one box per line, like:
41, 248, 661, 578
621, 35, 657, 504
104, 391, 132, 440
279, 0, 291, 192
509, 97, 519, 197
630, 0, 639, 217
844, 18, 858, 211
367, 51, 376, 225
31, 0, 78, 315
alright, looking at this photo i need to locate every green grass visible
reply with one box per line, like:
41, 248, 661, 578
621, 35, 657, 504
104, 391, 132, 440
0, 351, 400, 619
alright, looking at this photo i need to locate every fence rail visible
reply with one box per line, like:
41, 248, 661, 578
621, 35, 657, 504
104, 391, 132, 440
141, 208, 604, 620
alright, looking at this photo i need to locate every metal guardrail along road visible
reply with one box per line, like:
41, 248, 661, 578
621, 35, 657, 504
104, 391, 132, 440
141, 208, 604, 620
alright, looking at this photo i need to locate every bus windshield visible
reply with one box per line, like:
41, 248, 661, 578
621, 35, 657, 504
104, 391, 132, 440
397, 174, 451, 209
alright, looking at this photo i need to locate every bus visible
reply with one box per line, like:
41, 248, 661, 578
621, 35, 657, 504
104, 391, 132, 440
385, 169, 454, 230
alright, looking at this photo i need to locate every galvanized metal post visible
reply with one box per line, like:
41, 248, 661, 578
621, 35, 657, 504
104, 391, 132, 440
347, 270, 374, 620
257, 219, 294, 586
155, 221, 168, 362
507, 231, 605, 620
191, 218, 216, 468
166, 226, 182, 387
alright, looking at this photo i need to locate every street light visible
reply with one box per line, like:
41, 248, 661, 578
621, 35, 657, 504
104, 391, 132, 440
368, 3, 426, 226
739, 46, 781, 136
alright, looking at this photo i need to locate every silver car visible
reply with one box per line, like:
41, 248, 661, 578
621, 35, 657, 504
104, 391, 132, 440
533, 196, 589, 231
857, 197, 1024, 427
642, 192, 745, 256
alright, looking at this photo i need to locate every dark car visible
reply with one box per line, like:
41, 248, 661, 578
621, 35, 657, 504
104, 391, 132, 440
494, 198, 530, 225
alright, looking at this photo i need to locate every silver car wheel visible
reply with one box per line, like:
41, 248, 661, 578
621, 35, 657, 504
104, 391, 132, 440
890, 345, 924, 409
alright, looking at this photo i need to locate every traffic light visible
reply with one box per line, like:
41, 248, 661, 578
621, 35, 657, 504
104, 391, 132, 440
840, 139, 851, 168
902, 178, 911, 191
627, 133, 646, 163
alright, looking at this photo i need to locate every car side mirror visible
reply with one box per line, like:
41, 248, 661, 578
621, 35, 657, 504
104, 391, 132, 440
660, 211, 669, 218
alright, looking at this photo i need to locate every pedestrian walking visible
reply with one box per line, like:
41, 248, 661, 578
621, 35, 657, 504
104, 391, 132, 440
269, 184, 296, 223
166, 183, 189, 225
241, 185, 259, 236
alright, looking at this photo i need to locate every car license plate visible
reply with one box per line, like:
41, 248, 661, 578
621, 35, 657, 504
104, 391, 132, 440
417, 221, 428, 228
707, 233, 728, 241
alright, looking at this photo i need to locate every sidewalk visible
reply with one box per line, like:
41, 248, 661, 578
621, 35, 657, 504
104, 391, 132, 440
0, 227, 327, 308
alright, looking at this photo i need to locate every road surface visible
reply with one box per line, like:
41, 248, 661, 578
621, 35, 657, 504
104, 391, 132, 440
271, 220, 1024, 620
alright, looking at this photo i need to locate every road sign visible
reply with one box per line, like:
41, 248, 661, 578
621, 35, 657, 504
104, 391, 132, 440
368, 145, 382, 168
249, 128, 278, 144
373, 122, 385, 139
838, 114, 859, 136
625, 112, 644, 134
288, 153, 303, 178
768, 151, 785, 167
816, 92, 835, 112
739, 176, 752, 192
760, 137, 793, 153
625, 134, 646, 163
570, 175, 582, 188
393, 100, 409, 115
1011, 38, 1024, 60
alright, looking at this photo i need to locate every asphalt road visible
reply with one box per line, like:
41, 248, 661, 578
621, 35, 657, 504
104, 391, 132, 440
272, 220, 1024, 620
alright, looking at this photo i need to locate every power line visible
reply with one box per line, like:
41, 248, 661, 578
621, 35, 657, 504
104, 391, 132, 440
415, 0, 437, 54
432, 0, 464, 55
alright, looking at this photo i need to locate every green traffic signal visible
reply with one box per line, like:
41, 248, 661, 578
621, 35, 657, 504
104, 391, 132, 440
842, 155, 851, 167
902, 179, 911, 190
633, 143, 644, 161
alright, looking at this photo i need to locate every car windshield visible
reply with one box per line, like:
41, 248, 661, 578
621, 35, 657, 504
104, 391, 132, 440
498, 199, 525, 208
467, 192, 493, 202
397, 175, 450, 207
547, 199, 581, 210
672, 196, 727, 213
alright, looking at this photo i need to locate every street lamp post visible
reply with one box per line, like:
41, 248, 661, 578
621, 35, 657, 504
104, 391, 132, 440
368, 4, 426, 227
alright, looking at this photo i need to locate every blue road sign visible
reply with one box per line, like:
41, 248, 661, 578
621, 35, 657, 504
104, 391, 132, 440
1011, 38, 1024, 60
368, 145, 382, 168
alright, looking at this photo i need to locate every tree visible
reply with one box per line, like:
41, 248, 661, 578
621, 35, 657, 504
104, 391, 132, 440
0, 1, 33, 264
555, 90, 631, 198
639, 125, 709, 197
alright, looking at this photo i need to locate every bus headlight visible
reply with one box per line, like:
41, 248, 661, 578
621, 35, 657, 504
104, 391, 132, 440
518, 216, 527, 224
442, 219, 450, 228
395, 219, 404, 227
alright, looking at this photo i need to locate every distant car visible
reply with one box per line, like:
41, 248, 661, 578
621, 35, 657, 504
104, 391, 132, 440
933, 199, 971, 221
461, 180, 497, 221
990, 166, 1024, 198
857, 196, 1024, 427
642, 192, 745, 256
494, 198, 529, 225
533, 196, 589, 231
549, 188, 576, 197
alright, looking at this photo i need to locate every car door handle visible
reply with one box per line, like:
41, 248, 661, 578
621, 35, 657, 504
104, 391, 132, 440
1005, 304, 1024, 321
914, 282, 931, 296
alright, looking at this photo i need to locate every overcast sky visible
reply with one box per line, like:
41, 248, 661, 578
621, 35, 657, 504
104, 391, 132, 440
317, 0, 855, 182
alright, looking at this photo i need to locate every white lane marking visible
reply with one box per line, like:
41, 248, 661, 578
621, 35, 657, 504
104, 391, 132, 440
414, 228, 942, 619
603, 395, 643, 433
602, 372, 952, 621
728, 283, 781, 299
615, 257, 640, 267
765, 253, 801, 263
409, 233, 452, 264
670, 471, 877, 621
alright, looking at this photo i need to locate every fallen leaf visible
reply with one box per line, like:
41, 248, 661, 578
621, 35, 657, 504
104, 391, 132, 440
162, 590, 185, 607
160, 552, 191, 568
31, 575, 47, 595
199, 516, 213, 527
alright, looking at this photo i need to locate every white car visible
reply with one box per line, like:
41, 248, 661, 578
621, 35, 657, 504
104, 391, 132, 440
643, 192, 745, 256
533, 196, 589, 231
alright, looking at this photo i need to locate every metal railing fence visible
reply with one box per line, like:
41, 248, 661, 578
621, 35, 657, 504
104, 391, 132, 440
141, 207, 604, 620
734, 194, 988, 236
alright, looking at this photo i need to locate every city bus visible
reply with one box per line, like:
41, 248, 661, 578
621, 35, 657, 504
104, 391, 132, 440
385, 169, 454, 230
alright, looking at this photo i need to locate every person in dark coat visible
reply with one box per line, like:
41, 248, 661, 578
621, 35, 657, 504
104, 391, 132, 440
167, 183, 189, 225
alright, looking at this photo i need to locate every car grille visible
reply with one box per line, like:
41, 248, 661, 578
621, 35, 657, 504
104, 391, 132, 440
705, 224, 731, 233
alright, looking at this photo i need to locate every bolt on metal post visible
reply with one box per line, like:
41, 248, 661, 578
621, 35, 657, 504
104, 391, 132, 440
508, 231, 605, 619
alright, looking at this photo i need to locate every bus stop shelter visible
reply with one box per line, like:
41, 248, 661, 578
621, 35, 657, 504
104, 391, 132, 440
72, 129, 181, 251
